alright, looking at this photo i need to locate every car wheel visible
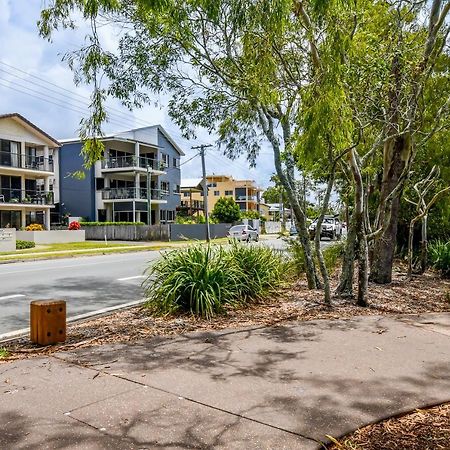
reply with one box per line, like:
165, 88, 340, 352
255, 235, 259, 242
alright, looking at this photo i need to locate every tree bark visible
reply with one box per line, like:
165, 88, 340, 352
335, 213, 357, 297
419, 215, 428, 274
314, 170, 335, 305
370, 134, 412, 284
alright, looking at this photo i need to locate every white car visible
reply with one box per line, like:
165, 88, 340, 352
308, 216, 342, 240
228, 225, 259, 242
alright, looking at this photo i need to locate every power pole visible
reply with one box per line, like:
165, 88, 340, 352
192, 144, 212, 242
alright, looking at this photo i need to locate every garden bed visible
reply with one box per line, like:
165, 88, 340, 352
328, 402, 450, 449
1, 266, 449, 361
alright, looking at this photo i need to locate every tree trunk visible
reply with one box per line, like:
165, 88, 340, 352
357, 229, 369, 307
335, 214, 357, 297
419, 215, 428, 274
314, 171, 335, 305
370, 134, 412, 284
407, 217, 418, 280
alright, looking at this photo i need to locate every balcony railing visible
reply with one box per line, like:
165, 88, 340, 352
0, 151, 54, 172
101, 155, 166, 171
236, 195, 257, 202
0, 188, 54, 205
101, 187, 169, 201
180, 200, 204, 209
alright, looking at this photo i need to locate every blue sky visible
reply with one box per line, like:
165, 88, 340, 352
0, 0, 276, 188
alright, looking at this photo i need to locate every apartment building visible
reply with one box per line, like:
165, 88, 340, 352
58, 125, 183, 224
0, 113, 59, 229
180, 174, 261, 214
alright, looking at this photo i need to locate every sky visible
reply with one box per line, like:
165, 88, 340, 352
0, 0, 277, 189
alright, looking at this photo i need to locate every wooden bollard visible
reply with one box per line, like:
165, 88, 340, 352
30, 300, 66, 345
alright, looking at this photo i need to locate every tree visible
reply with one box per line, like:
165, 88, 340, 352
39, 0, 323, 290
211, 197, 241, 224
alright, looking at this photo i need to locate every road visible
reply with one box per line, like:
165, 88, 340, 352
0, 237, 332, 335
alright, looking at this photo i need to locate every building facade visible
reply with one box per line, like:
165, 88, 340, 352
0, 113, 59, 229
59, 126, 183, 224
180, 175, 261, 214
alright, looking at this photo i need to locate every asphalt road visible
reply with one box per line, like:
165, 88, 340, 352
0, 237, 333, 335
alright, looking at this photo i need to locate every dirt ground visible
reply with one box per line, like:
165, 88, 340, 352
2, 266, 449, 361
328, 402, 450, 450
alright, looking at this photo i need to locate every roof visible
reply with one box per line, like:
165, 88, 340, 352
181, 178, 203, 189
60, 124, 185, 156
0, 113, 60, 147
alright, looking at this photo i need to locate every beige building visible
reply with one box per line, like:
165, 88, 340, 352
180, 175, 261, 214
0, 113, 60, 229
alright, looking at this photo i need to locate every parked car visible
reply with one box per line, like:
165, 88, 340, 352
308, 216, 342, 240
228, 224, 259, 242
289, 225, 298, 236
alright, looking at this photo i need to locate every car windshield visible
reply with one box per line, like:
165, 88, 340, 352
323, 218, 334, 224
230, 225, 245, 232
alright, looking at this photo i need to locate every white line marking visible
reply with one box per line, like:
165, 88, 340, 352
0, 294, 26, 300
117, 275, 146, 281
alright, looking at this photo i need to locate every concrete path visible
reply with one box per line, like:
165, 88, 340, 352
2, 313, 449, 449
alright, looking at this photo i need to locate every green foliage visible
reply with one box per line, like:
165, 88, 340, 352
143, 243, 289, 318
0, 348, 9, 359
287, 238, 345, 275
429, 240, 450, 278
80, 221, 145, 226
16, 240, 36, 250
211, 197, 241, 223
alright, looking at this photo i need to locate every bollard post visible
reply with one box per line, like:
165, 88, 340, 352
30, 300, 66, 346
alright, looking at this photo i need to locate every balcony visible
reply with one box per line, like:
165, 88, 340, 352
101, 155, 166, 173
0, 188, 54, 206
0, 151, 54, 172
180, 200, 204, 210
101, 187, 169, 202
236, 195, 258, 202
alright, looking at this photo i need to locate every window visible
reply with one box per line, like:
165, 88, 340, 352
173, 157, 179, 168
161, 181, 170, 193
214, 190, 220, 196
173, 184, 180, 194
225, 190, 233, 196
183, 191, 190, 197
208, 182, 217, 188
161, 153, 170, 167
95, 178, 105, 190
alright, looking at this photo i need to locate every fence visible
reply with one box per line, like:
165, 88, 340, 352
82, 224, 170, 241
170, 223, 232, 241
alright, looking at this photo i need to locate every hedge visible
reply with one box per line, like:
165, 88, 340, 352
16, 240, 36, 250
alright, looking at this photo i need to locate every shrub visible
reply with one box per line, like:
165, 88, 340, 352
429, 240, 450, 278
144, 245, 241, 318
143, 243, 288, 318
287, 238, 345, 275
211, 197, 241, 223
16, 240, 35, 250
68, 221, 81, 230
26, 223, 44, 231
227, 243, 290, 301
80, 221, 145, 226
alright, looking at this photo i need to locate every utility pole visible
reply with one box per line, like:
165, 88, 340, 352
192, 144, 212, 242
146, 165, 152, 225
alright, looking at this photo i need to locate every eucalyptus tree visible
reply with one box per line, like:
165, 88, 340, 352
40, 0, 325, 289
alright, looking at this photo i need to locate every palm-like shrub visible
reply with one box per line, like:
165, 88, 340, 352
429, 240, 450, 278
143, 243, 289, 318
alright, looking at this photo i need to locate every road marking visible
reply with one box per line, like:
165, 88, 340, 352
117, 275, 146, 281
0, 294, 26, 300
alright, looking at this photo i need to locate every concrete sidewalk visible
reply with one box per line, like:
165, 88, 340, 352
1, 313, 449, 449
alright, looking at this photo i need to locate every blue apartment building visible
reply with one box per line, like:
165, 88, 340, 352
58, 125, 184, 224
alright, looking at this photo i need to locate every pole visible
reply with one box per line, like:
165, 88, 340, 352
192, 144, 212, 242
147, 165, 152, 225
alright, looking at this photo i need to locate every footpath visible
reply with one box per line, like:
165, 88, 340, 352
1, 312, 449, 449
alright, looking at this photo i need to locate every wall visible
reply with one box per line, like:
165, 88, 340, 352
0, 228, 16, 251
59, 142, 96, 220
83, 224, 169, 241
17, 230, 85, 244
157, 130, 181, 217
170, 223, 232, 241
265, 221, 282, 234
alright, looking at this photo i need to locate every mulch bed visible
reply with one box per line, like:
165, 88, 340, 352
1, 266, 449, 361
328, 402, 450, 449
